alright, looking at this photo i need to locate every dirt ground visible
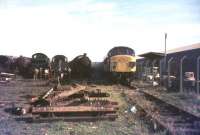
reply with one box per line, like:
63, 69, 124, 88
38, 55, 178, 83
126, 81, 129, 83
0, 77, 165, 135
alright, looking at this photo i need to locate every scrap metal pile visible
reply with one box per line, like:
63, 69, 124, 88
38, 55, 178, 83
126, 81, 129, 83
25, 84, 118, 122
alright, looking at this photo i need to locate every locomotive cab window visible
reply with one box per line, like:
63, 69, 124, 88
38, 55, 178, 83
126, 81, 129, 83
108, 47, 135, 57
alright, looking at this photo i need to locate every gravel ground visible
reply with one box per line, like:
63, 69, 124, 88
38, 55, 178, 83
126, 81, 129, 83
0, 78, 165, 135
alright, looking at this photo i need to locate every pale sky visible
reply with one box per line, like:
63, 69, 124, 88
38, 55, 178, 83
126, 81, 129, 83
0, 0, 200, 61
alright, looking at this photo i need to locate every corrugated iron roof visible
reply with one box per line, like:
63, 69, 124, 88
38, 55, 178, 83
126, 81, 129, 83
138, 52, 164, 59
167, 42, 200, 54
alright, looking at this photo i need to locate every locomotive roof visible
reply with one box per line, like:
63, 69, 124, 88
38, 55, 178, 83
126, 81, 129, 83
52, 55, 67, 59
32, 53, 49, 59
108, 46, 134, 53
73, 53, 88, 60
107, 46, 135, 57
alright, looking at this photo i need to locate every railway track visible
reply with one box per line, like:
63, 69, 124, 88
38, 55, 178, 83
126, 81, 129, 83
128, 84, 200, 135
66, 81, 200, 134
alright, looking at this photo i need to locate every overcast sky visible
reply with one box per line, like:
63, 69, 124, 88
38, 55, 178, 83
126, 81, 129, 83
0, 0, 199, 61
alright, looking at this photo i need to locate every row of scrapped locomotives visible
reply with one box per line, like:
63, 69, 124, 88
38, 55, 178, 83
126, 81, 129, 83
0, 53, 92, 80
0, 46, 136, 83
31, 53, 92, 80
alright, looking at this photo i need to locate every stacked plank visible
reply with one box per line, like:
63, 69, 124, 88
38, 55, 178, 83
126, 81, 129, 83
30, 84, 118, 121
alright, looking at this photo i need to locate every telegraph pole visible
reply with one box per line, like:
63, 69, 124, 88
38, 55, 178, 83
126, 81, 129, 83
164, 33, 167, 72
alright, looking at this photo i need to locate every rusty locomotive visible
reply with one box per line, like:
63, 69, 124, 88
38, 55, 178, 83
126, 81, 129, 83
51, 55, 71, 81
69, 53, 92, 79
31, 53, 50, 79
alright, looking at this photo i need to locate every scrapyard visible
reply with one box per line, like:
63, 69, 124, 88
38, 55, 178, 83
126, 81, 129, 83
1, 43, 200, 135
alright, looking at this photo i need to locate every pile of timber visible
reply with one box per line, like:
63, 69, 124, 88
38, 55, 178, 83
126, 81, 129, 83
28, 83, 118, 122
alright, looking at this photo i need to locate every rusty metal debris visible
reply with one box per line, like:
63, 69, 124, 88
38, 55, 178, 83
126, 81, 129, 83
32, 106, 116, 113
45, 85, 86, 104
31, 114, 117, 122
0, 72, 16, 83
25, 83, 118, 122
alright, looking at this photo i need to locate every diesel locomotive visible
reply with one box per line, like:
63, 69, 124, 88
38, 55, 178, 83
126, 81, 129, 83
104, 46, 136, 82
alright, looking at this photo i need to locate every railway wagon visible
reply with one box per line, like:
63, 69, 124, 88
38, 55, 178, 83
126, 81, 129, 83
69, 53, 92, 79
31, 53, 50, 79
51, 55, 71, 80
104, 46, 136, 82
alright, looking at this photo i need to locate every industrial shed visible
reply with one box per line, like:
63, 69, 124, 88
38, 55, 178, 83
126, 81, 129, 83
164, 43, 200, 79
137, 42, 200, 93
137, 52, 164, 80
